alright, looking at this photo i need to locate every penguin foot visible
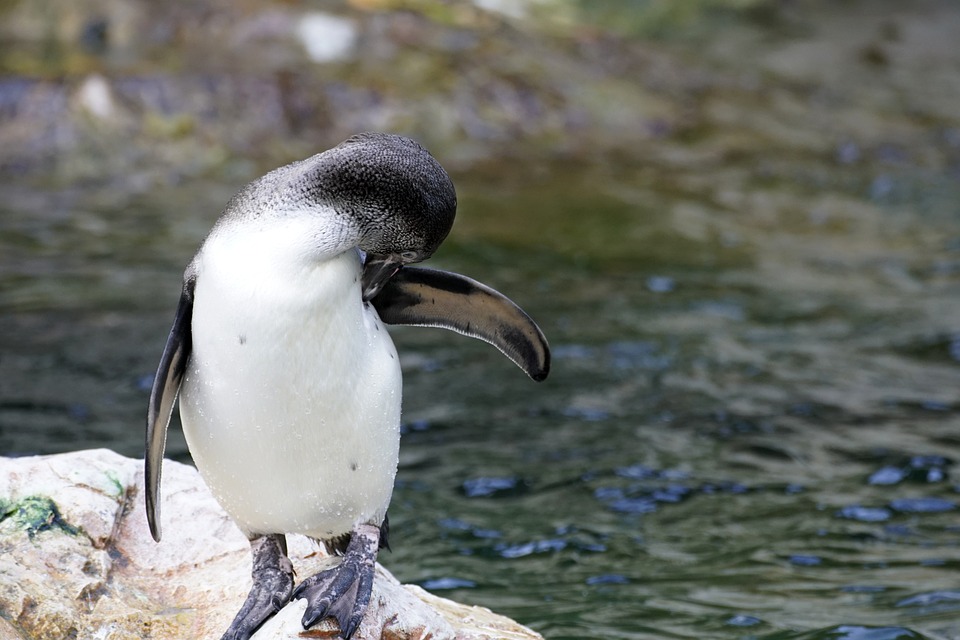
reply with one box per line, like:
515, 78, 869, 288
221, 534, 294, 640
293, 523, 380, 639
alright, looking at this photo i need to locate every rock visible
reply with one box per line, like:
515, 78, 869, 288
297, 12, 358, 63
74, 74, 117, 120
0, 449, 542, 640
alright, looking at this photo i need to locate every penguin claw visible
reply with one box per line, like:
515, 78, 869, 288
293, 524, 380, 639
295, 561, 373, 637
220, 535, 294, 640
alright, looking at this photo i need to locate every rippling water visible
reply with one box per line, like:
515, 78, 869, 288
388, 176, 960, 640
3, 159, 960, 639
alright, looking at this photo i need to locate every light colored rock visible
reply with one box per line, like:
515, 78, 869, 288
75, 75, 117, 120
0, 449, 542, 640
297, 12, 358, 63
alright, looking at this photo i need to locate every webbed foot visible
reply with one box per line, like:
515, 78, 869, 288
292, 523, 380, 639
221, 534, 294, 640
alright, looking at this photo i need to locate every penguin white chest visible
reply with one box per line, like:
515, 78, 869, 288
179, 222, 402, 540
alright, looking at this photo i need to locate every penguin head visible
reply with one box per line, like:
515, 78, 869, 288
312, 132, 457, 300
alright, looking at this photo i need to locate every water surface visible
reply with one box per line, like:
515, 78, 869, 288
3, 160, 960, 639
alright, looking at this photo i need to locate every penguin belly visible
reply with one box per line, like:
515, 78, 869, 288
179, 237, 402, 540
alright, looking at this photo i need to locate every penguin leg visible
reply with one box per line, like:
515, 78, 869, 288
221, 534, 295, 640
293, 522, 381, 639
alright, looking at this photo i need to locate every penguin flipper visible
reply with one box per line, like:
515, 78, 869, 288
145, 277, 195, 542
372, 267, 550, 381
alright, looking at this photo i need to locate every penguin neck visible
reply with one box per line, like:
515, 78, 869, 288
196, 211, 360, 297
218, 200, 359, 256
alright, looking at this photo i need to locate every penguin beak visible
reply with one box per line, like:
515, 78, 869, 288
361, 253, 403, 301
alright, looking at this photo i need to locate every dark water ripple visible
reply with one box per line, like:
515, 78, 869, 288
762, 625, 930, 640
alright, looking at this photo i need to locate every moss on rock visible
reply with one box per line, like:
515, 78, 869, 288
0, 495, 80, 539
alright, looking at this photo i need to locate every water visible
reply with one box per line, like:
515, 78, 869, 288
4, 2, 960, 639
3, 164, 960, 639
388, 175, 960, 640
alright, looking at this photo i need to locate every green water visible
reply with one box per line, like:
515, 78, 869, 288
3, 161, 960, 639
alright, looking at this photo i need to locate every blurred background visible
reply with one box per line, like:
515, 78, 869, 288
3, 0, 960, 638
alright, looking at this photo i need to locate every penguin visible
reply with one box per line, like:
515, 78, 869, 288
144, 133, 550, 640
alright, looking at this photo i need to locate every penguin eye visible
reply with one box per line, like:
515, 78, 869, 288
400, 250, 419, 262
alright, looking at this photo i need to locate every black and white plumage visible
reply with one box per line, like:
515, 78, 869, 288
145, 133, 549, 639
